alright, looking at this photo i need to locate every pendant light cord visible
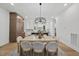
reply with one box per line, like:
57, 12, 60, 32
40, 3, 42, 17
39, 3, 42, 22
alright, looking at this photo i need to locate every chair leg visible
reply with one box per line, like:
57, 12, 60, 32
43, 51, 44, 56
20, 47, 22, 56
30, 50, 32, 56
47, 51, 48, 56
33, 50, 34, 56
17, 43, 19, 53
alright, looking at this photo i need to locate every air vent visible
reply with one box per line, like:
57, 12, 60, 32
71, 33, 77, 47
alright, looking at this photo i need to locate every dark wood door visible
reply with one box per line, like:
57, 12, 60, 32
9, 12, 17, 42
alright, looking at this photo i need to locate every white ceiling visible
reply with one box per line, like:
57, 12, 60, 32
0, 3, 73, 19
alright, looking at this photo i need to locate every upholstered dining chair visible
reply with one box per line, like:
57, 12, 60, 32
46, 42, 58, 56
20, 41, 32, 56
16, 36, 23, 53
32, 42, 45, 56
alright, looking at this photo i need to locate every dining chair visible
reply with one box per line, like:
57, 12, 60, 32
32, 42, 45, 56
46, 42, 58, 56
20, 41, 32, 56
16, 36, 23, 53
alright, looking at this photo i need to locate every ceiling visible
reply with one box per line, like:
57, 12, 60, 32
0, 3, 73, 19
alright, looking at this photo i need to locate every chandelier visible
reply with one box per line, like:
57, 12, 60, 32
35, 3, 46, 24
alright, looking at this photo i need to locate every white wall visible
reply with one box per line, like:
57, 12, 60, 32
56, 4, 79, 52
0, 8, 9, 46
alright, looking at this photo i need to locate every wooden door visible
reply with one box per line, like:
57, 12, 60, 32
9, 12, 17, 42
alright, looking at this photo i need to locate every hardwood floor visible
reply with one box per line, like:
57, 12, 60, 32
0, 42, 79, 56
0, 43, 17, 56
58, 42, 79, 56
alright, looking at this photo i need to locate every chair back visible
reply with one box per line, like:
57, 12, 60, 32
21, 41, 31, 49
17, 36, 23, 43
32, 42, 45, 52
46, 42, 58, 51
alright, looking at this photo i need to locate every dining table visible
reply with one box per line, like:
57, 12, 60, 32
19, 35, 57, 42
17, 35, 57, 55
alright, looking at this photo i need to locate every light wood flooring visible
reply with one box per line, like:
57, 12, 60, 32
0, 43, 17, 56
0, 42, 79, 56
58, 42, 79, 56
